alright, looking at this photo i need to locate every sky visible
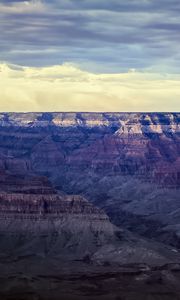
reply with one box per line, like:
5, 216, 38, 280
0, 0, 180, 112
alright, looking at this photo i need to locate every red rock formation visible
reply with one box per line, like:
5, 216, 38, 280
0, 112, 179, 248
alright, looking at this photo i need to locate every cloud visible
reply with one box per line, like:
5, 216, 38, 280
0, 0, 180, 72
0, 0, 45, 13
0, 63, 179, 112
0, 2, 179, 113
45, 0, 180, 13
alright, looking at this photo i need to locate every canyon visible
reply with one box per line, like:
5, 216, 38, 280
0, 113, 179, 242
0, 112, 179, 299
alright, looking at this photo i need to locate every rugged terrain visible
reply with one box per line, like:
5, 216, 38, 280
0, 112, 179, 299
0, 169, 178, 265
0, 112, 179, 245
1, 169, 180, 299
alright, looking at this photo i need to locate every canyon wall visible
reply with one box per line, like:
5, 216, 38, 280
0, 112, 179, 247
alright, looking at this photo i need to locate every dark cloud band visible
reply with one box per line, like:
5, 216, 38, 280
0, 0, 180, 72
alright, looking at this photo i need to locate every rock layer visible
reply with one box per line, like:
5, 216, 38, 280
0, 112, 179, 249
0, 170, 179, 267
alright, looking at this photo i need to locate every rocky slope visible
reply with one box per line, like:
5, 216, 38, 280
0, 168, 180, 274
0, 169, 179, 266
1, 258, 180, 300
0, 112, 180, 299
0, 112, 179, 249
0, 171, 110, 260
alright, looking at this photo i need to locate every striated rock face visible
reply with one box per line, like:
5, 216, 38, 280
0, 170, 119, 261
0, 171, 56, 194
0, 112, 179, 250
0, 170, 180, 267
0, 192, 105, 216
0, 112, 179, 184
0, 112, 178, 131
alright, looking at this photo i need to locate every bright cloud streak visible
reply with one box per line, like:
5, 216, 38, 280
0, 63, 179, 112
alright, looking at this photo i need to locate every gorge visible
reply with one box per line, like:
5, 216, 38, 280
0, 112, 179, 299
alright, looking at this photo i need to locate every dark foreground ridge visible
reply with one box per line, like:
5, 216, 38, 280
0, 112, 179, 299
